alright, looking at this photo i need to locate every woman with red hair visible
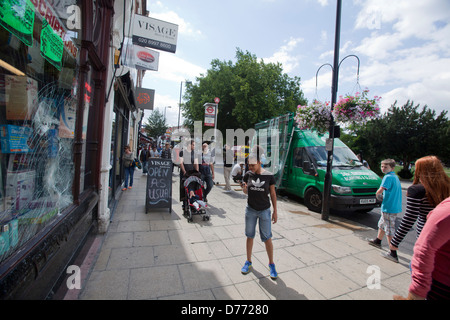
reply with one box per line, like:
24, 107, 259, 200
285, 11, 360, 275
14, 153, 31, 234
384, 155, 450, 263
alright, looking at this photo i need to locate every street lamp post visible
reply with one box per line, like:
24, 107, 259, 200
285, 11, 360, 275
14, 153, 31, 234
320, 0, 360, 221
321, 0, 342, 221
164, 106, 172, 123
177, 81, 192, 130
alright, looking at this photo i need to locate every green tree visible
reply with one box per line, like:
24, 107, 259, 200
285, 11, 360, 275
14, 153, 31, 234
183, 48, 307, 132
348, 101, 450, 175
143, 109, 168, 139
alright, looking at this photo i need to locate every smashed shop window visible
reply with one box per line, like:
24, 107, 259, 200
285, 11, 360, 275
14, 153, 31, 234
0, 0, 81, 263
0, 84, 77, 263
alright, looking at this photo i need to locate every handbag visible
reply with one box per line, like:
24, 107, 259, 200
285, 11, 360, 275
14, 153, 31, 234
134, 158, 142, 169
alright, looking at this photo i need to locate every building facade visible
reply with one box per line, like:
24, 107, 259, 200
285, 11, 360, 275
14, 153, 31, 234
0, 0, 144, 299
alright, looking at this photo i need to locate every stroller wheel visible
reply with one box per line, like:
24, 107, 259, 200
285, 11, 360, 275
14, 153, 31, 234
186, 208, 193, 222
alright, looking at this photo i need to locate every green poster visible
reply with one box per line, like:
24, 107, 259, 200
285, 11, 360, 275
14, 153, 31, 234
0, 0, 35, 47
40, 18, 63, 71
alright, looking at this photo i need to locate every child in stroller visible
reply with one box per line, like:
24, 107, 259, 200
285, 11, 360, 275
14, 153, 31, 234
182, 170, 210, 222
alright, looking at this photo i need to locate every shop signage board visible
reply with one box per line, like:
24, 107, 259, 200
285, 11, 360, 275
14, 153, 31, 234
146, 158, 172, 213
133, 45, 160, 71
135, 87, 155, 110
132, 14, 178, 53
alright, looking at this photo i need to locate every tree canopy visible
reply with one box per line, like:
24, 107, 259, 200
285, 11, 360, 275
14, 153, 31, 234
342, 101, 450, 175
182, 48, 307, 133
143, 109, 168, 139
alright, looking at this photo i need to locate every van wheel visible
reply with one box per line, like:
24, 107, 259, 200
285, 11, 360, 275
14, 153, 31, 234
304, 188, 322, 213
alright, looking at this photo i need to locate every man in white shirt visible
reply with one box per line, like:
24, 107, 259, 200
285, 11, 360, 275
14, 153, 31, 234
231, 162, 244, 183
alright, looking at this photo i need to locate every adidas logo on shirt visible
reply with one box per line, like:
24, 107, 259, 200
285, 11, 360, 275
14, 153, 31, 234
250, 178, 266, 191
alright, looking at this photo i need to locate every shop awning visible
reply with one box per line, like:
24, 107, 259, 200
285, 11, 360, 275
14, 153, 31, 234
118, 71, 137, 112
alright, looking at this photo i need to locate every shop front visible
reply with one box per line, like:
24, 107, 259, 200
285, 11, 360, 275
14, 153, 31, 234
0, 0, 113, 299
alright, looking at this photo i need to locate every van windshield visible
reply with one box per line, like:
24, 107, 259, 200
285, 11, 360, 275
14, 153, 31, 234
307, 146, 362, 167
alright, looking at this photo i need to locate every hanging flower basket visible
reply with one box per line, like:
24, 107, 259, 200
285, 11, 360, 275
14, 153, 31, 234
295, 99, 332, 134
332, 89, 381, 124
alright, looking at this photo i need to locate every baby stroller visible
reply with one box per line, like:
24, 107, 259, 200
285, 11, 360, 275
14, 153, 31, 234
182, 170, 210, 222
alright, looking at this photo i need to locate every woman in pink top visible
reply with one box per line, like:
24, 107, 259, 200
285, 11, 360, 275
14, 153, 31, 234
395, 196, 450, 300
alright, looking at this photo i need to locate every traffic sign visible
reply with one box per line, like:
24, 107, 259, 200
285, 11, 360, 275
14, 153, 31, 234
206, 106, 215, 115
214, 97, 220, 104
205, 104, 216, 116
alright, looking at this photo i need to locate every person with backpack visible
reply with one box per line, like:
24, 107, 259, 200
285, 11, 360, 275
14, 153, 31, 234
122, 145, 135, 191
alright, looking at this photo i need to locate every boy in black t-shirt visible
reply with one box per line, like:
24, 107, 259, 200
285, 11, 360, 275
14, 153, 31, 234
241, 147, 278, 280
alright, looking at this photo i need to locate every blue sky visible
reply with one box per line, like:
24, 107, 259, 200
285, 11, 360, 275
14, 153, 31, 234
142, 0, 450, 127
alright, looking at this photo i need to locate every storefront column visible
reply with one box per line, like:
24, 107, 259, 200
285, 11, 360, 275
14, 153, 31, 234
98, 60, 115, 233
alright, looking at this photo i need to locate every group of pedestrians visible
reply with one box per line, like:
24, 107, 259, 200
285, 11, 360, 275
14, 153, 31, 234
178, 140, 215, 202
122, 143, 173, 191
368, 156, 450, 300
178, 141, 279, 279
124, 141, 450, 299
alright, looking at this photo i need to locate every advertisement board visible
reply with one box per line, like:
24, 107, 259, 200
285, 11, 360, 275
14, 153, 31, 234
134, 87, 155, 110
133, 45, 160, 71
132, 14, 178, 53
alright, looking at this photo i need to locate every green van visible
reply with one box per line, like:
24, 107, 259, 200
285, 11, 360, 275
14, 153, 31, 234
253, 113, 381, 213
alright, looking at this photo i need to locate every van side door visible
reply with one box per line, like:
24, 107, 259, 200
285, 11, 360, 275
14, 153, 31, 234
287, 147, 316, 197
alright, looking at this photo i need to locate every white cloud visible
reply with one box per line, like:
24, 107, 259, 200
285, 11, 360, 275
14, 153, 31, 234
319, 40, 353, 61
354, 32, 402, 61
351, 0, 450, 114
149, 51, 206, 83
143, 93, 183, 127
150, 1, 203, 38
302, 70, 332, 96
263, 37, 304, 73
316, 0, 329, 7
320, 30, 328, 44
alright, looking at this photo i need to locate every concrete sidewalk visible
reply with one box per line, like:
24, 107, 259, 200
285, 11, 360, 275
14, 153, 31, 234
72, 166, 413, 300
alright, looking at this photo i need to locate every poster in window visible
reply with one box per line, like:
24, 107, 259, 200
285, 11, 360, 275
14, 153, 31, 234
0, 0, 35, 47
59, 97, 76, 138
5, 75, 38, 120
